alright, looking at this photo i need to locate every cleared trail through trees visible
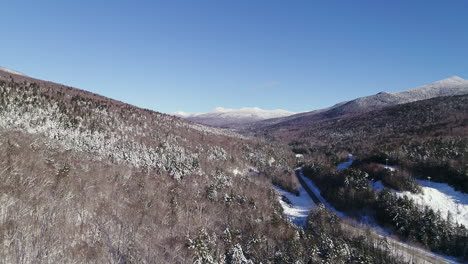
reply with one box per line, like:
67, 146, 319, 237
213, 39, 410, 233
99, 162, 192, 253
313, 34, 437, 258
295, 169, 459, 264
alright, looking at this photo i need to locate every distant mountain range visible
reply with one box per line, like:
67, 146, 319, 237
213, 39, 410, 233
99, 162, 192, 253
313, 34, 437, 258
175, 76, 468, 132
327, 75, 468, 116
174, 107, 296, 128
243, 76, 468, 131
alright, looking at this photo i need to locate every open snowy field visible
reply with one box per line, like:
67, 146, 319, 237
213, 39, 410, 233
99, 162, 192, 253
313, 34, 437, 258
395, 180, 468, 227
346, 156, 468, 228
370, 179, 468, 227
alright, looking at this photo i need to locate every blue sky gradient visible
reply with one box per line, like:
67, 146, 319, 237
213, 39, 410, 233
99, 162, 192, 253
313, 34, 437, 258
2, 0, 468, 113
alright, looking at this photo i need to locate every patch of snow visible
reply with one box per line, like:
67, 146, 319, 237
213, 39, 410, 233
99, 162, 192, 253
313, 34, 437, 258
378, 164, 396, 171
249, 168, 260, 174
337, 154, 354, 171
295, 154, 304, 158
275, 185, 316, 227
172, 111, 201, 117
268, 157, 275, 166
396, 180, 468, 227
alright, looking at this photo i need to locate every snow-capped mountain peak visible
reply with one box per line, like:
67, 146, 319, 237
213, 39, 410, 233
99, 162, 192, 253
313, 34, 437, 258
393, 75, 468, 101
174, 107, 297, 128
411, 75, 467, 89
435, 75, 465, 83
0, 66, 27, 77
212, 107, 231, 113
172, 111, 200, 117
324, 75, 468, 114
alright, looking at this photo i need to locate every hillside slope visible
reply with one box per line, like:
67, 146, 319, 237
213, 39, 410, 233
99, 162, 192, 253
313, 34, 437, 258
0, 71, 293, 180
0, 69, 301, 263
291, 94, 468, 150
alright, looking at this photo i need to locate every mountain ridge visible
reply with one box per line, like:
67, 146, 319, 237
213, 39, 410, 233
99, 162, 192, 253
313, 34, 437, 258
0, 66, 27, 76
245, 76, 468, 132
175, 106, 297, 128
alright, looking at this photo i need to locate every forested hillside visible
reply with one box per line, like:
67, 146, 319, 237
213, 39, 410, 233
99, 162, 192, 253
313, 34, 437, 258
296, 95, 468, 261
287, 95, 467, 192
0, 71, 407, 263
0, 71, 293, 179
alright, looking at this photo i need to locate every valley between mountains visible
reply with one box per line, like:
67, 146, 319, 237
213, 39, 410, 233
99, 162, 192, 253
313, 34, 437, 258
0, 67, 467, 263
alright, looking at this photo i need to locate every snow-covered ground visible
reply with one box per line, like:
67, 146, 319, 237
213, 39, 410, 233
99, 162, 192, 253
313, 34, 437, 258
274, 185, 316, 227
396, 180, 468, 227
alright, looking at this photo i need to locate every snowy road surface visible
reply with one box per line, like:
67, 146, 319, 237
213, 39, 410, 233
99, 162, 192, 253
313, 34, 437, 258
337, 154, 354, 171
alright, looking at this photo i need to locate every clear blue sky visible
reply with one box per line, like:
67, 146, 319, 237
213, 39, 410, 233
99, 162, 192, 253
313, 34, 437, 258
2, 0, 468, 114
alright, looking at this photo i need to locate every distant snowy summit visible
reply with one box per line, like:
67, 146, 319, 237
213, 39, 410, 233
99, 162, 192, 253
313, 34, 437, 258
174, 107, 297, 128
0, 66, 27, 77
348, 75, 468, 110
248, 75, 468, 130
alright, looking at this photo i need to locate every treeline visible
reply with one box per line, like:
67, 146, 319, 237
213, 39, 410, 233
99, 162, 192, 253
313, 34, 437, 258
301, 164, 419, 213
265, 167, 300, 195
351, 148, 468, 194
351, 161, 420, 193
299, 138, 468, 194
412, 162, 468, 193
303, 165, 376, 213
